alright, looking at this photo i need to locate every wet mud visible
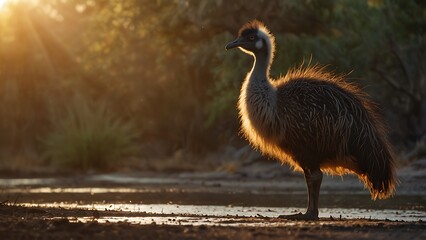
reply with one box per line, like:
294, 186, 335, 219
1, 204, 425, 240
1, 170, 425, 239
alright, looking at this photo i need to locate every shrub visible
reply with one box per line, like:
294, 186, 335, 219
43, 96, 139, 171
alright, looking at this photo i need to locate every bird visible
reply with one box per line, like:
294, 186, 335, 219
225, 20, 396, 220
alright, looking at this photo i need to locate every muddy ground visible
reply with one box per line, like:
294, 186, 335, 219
0, 204, 425, 240
1, 159, 426, 239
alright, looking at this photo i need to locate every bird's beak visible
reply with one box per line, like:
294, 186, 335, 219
225, 38, 244, 50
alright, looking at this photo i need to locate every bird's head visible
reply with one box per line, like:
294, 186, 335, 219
226, 20, 275, 59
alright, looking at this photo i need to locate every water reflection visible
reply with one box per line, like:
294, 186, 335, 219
23, 203, 426, 223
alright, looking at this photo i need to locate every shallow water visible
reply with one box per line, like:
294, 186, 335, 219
4, 186, 425, 211
2, 173, 425, 226
24, 203, 426, 225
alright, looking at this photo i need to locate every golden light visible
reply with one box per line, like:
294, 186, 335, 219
0, 0, 8, 10
0, 0, 39, 11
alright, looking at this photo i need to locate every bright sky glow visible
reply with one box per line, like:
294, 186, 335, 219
0, 0, 39, 11
0, 0, 7, 10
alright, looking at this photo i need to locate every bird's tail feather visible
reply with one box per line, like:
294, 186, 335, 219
355, 131, 396, 200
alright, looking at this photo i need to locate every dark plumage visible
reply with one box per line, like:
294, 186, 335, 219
226, 20, 396, 220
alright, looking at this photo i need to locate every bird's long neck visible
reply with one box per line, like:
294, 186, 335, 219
250, 52, 271, 83
246, 44, 275, 94
239, 43, 278, 138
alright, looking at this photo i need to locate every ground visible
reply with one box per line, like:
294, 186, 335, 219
0, 158, 425, 239
1, 205, 425, 240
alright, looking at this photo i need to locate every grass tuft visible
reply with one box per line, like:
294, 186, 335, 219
43, 96, 139, 171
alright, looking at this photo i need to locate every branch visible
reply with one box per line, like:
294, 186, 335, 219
375, 67, 420, 103
389, 39, 412, 84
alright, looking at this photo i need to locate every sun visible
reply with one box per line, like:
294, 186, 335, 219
0, 0, 38, 11
0, 0, 16, 11
0, 0, 8, 9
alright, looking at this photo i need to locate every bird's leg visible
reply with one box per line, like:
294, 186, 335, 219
304, 168, 323, 218
279, 168, 323, 220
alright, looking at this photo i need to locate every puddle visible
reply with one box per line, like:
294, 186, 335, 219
4, 187, 425, 212
3, 187, 154, 194
23, 203, 426, 224
2, 173, 425, 226
0, 178, 58, 186
67, 216, 303, 227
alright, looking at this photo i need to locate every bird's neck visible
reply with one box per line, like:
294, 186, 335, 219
239, 50, 278, 139
243, 51, 277, 108
248, 51, 273, 87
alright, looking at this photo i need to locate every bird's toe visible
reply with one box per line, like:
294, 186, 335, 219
278, 212, 319, 221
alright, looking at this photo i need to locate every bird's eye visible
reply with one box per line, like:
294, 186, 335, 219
249, 36, 255, 41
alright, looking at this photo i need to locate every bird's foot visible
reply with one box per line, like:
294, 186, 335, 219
278, 212, 319, 221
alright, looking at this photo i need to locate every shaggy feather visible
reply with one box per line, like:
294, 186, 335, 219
236, 20, 396, 200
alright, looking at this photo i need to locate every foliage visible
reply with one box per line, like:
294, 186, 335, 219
210, 0, 426, 144
0, 0, 424, 170
43, 96, 139, 171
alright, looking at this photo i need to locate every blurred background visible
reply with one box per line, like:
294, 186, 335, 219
0, 0, 424, 173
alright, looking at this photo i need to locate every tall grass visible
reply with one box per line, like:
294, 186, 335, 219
43, 96, 139, 171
